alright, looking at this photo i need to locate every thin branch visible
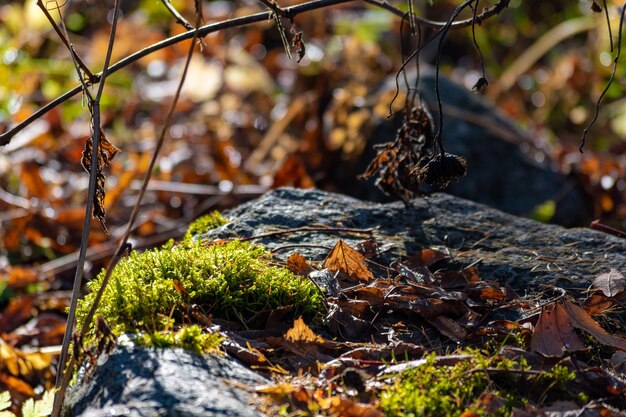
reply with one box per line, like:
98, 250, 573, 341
35, 0, 95, 81
362, 0, 510, 29
580, 3, 626, 152
54, 6, 205, 412
259, 0, 291, 19
0, 0, 510, 147
432, 0, 477, 156
160, 0, 195, 30
52, 0, 122, 415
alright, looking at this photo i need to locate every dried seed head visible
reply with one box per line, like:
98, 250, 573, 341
414, 152, 467, 189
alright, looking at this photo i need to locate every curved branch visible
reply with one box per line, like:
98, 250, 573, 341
0, 0, 354, 147
362, 0, 510, 29
0, 0, 510, 147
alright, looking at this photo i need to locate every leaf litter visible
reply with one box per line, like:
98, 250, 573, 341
219, 238, 626, 416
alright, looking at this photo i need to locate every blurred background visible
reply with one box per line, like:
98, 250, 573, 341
0, 0, 625, 410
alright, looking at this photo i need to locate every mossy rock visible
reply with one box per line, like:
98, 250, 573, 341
76, 237, 323, 352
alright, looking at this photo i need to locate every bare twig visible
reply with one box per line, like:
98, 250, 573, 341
362, 0, 510, 29
54, 6, 205, 413
0, 0, 511, 147
240, 226, 374, 241
52, 0, 122, 415
160, 0, 195, 30
432, 0, 476, 156
35, 0, 95, 81
580, 3, 626, 152
590, 219, 626, 239
259, 0, 291, 18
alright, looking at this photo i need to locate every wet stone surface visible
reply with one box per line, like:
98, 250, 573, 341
65, 342, 268, 417
207, 188, 625, 291
67, 188, 625, 416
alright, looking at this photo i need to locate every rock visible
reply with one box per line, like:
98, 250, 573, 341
67, 188, 624, 416
65, 341, 268, 417
329, 68, 592, 227
207, 188, 625, 291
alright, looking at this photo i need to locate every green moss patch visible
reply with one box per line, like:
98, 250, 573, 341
76, 239, 323, 351
137, 324, 223, 354
184, 211, 228, 240
380, 350, 577, 417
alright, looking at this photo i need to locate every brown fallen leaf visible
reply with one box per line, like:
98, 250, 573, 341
530, 303, 585, 357
268, 317, 333, 362
272, 155, 315, 189
324, 240, 374, 282
564, 300, 626, 351
286, 253, 314, 276
592, 269, 625, 298
426, 315, 467, 342
314, 390, 384, 417
584, 293, 615, 316
81, 129, 120, 235
0, 373, 34, 397
0, 295, 34, 333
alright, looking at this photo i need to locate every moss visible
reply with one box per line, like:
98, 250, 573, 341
137, 324, 223, 354
379, 349, 577, 417
76, 239, 323, 350
184, 211, 228, 240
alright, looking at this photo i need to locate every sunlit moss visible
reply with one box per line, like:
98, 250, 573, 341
76, 239, 323, 351
379, 349, 577, 417
184, 211, 228, 240
137, 324, 223, 354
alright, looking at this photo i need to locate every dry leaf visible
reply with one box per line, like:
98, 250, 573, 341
0, 296, 34, 333
530, 303, 585, 357
81, 130, 119, 235
286, 253, 314, 276
255, 383, 297, 396
272, 155, 315, 189
584, 293, 615, 316
323, 240, 374, 282
564, 300, 626, 351
285, 317, 323, 345
426, 315, 467, 342
592, 269, 625, 298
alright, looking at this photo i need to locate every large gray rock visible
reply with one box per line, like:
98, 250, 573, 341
209, 188, 624, 291
331, 68, 592, 227
67, 188, 624, 416
65, 342, 268, 417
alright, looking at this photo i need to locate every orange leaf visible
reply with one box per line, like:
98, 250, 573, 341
0, 295, 34, 333
323, 240, 374, 282
0, 373, 34, 397
286, 253, 314, 276
584, 294, 615, 316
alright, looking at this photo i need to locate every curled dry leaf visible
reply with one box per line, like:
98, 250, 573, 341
323, 240, 374, 282
564, 300, 626, 351
592, 269, 625, 298
80, 129, 120, 235
286, 253, 314, 276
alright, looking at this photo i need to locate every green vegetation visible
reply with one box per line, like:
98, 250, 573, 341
76, 238, 323, 351
184, 211, 229, 240
0, 390, 53, 417
137, 324, 223, 354
379, 350, 577, 417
